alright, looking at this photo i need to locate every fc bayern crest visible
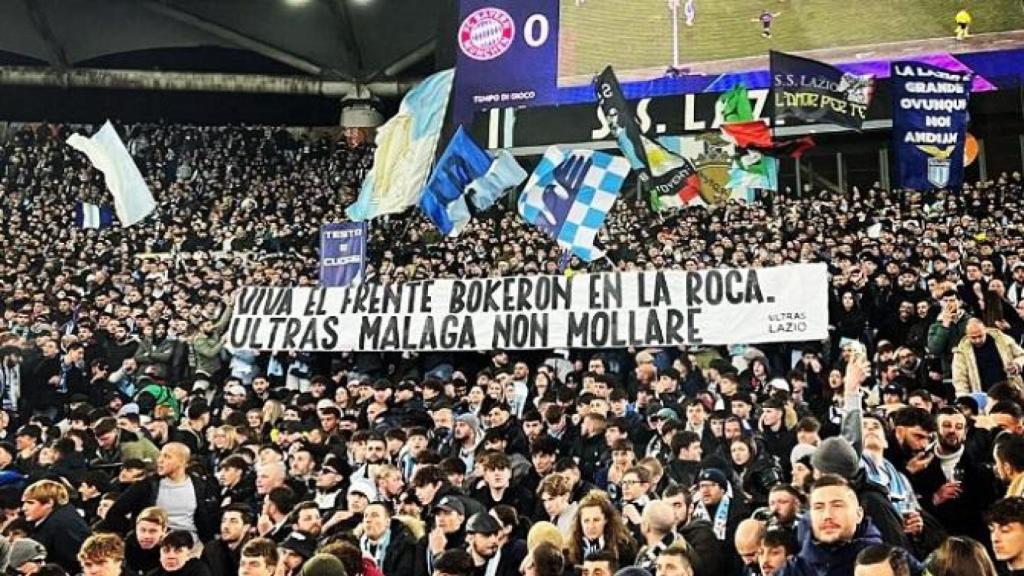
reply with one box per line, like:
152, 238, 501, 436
459, 8, 514, 61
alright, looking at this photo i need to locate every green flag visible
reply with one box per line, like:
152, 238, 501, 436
718, 85, 753, 123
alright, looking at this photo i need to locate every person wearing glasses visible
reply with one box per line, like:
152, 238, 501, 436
619, 466, 654, 543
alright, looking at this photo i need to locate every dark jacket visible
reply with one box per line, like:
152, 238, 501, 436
737, 455, 783, 508
200, 538, 246, 576
125, 533, 162, 576
849, 470, 909, 550
666, 459, 702, 489
680, 519, 725, 576
494, 539, 527, 576
145, 558, 213, 576
30, 503, 90, 573
572, 431, 609, 483
775, 516, 884, 576
470, 483, 535, 515
99, 473, 218, 541
915, 448, 997, 547
379, 519, 419, 576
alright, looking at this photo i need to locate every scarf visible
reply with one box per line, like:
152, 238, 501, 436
582, 536, 606, 557
693, 494, 731, 540
360, 528, 391, 568
862, 455, 916, 514
0, 364, 19, 411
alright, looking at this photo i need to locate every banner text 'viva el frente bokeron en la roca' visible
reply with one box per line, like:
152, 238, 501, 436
229, 264, 828, 352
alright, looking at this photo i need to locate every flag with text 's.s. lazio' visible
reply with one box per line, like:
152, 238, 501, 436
66, 121, 156, 227
518, 147, 629, 262
347, 69, 455, 221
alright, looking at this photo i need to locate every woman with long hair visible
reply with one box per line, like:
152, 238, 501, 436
566, 490, 637, 567
728, 437, 782, 508
924, 536, 998, 576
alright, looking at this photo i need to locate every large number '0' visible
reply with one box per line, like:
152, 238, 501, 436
524, 14, 549, 47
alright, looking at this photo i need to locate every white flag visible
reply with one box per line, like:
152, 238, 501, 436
67, 121, 155, 226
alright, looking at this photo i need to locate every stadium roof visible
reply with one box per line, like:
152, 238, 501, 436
0, 0, 440, 82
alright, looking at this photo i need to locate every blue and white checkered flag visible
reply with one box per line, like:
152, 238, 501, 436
518, 147, 630, 262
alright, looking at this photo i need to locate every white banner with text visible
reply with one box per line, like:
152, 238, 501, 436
230, 264, 828, 351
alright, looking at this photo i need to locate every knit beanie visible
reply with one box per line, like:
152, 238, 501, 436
790, 443, 818, 468
811, 437, 861, 478
301, 553, 347, 576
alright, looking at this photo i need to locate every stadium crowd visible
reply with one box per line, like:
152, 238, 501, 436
2, 121, 1024, 576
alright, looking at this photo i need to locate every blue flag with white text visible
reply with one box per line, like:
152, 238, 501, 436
892, 61, 972, 190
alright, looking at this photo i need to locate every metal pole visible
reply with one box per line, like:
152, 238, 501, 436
879, 147, 890, 190
795, 157, 803, 198
978, 138, 988, 182
1019, 134, 1024, 176
672, 3, 680, 69
836, 152, 845, 193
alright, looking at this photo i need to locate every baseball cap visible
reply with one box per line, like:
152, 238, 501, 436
465, 512, 501, 535
15, 425, 41, 442
655, 408, 679, 422
433, 496, 465, 517
280, 532, 316, 560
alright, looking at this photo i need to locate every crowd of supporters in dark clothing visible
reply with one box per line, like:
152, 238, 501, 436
4, 121, 1024, 576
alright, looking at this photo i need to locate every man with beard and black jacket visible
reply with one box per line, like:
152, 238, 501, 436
912, 407, 999, 547
691, 468, 751, 574
662, 484, 724, 576
201, 504, 252, 576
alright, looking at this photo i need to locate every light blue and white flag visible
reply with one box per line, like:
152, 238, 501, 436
67, 121, 156, 226
347, 69, 455, 221
74, 202, 115, 229
420, 127, 527, 236
518, 147, 629, 262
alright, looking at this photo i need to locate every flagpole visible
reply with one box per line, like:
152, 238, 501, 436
672, 1, 680, 69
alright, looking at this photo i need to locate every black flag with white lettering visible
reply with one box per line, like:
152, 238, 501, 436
770, 51, 874, 130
